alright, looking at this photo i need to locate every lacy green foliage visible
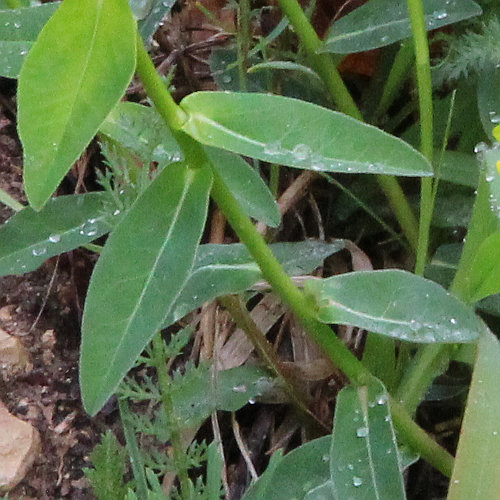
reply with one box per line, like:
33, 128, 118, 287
433, 15, 500, 85
84, 431, 129, 500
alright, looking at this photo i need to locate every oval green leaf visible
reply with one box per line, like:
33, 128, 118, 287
330, 380, 405, 499
468, 230, 500, 303
165, 240, 344, 325
205, 147, 280, 227
241, 437, 331, 500
304, 270, 485, 343
320, 0, 482, 54
18, 0, 136, 210
0, 2, 59, 78
0, 193, 113, 276
99, 101, 182, 168
80, 163, 212, 416
180, 92, 432, 177
448, 331, 500, 499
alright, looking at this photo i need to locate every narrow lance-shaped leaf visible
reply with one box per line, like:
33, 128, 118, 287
0, 2, 60, 78
80, 163, 212, 416
304, 270, 485, 343
468, 230, 500, 303
204, 146, 280, 227
165, 240, 344, 326
241, 437, 332, 499
18, 0, 136, 209
180, 92, 432, 177
448, 331, 500, 499
320, 0, 482, 54
0, 193, 114, 276
330, 380, 405, 499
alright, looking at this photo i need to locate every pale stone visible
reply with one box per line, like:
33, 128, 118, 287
0, 400, 40, 492
0, 328, 29, 372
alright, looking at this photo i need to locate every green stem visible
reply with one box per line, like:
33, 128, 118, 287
396, 175, 497, 415
278, 0, 419, 253
237, 0, 251, 92
277, 0, 361, 119
118, 398, 149, 500
390, 399, 453, 476
151, 333, 191, 498
0, 187, 24, 212
135, 33, 187, 130
6, 0, 22, 8
135, 33, 454, 477
211, 170, 453, 476
407, 0, 434, 275
395, 344, 451, 415
218, 295, 327, 431
375, 40, 415, 120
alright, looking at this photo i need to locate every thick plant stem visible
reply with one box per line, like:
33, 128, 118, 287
407, 0, 434, 275
135, 33, 455, 477
278, 0, 419, 253
151, 334, 191, 498
277, 0, 360, 119
135, 34, 187, 130
211, 171, 453, 476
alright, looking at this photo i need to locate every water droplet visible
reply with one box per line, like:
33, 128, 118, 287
376, 394, 387, 405
474, 142, 489, 154
232, 385, 247, 393
384, 415, 392, 422
352, 476, 363, 487
292, 143, 312, 162
32, 247, 47, 256
489, 111, 500, 124
380, 35, 389, 42
248, 398, 256, 404
432, 10, 448, 20
321, 454, 329, 462
493, 431, 498, 436
113, 209, 121, 216
48, 233, 61, 243
222, 74, 232, 84
264, 141, 282, 156
356, 427, 369, 438
14, 22, 20, 28
450, 317, 457, 325
347, 463, 354, 471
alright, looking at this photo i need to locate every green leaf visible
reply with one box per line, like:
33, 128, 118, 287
180, 92, 432, 177
304, 270, 484, 343
18, 0, 136, 210
320, 0, 482, 54
80, 163, 212, 416
0, 193, 113, 276
84, 431, 128, 500
477, 67, 500, 140
329, 381, 405, 499
99, 101, 182, 168
165, 240, 344, 325
135, 0, 176, 41
241, 437, 331, 500
170, 364, 273, 429
435, 151, 479, 188
204, 147, 280, 227
478, 144, 500, 220
448, 331, 500, 499
362, 334, 397, 392
468, 231, 500, 302
0, 3, 59, 78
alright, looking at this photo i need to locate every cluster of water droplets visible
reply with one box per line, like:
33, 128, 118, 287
474, 141, 500, 216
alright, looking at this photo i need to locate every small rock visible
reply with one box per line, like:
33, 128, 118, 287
0, 400, 40, 492
0, 327, 29, 373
